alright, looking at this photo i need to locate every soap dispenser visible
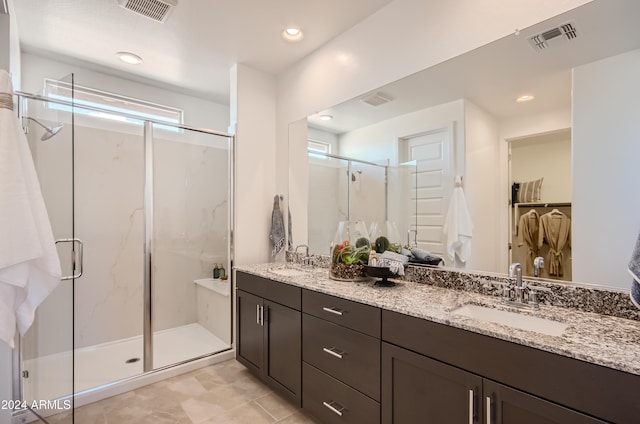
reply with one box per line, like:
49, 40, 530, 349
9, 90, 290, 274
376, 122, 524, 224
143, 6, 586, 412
213, 264, 220, 279
219, 264, 226, 279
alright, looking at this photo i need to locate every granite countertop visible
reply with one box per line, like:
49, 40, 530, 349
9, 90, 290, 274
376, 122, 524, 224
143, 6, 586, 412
235, 263, 640, 377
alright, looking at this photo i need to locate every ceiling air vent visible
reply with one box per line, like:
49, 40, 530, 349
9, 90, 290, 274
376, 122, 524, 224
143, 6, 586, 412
361, 92, 392, 107
529, 21, 578, 51
119, 0, 177, 23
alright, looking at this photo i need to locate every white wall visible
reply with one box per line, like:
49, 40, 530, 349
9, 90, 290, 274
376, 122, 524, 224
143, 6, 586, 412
230, 64, 278, 265
338, 100, 464, 166
0, 13, 8, 71
308, 127, 339, 153
288, 119, 308, 249
20, 53, 229, 131
464, 100, 500, 272
511, 133, 572, 203
572, 49, 640, 289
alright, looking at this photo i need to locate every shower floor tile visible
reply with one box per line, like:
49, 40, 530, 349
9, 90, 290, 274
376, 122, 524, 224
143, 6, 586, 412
47, 359, 319, 424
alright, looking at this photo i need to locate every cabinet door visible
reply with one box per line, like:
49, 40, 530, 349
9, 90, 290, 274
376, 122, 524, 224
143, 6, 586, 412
483, 380, 606, 424
265, 300, 302, 404
236, 290, 263, 374
382, 342, 482, 424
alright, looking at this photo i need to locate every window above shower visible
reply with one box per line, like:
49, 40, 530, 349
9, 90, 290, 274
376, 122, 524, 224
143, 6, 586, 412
43, 79, 184, 131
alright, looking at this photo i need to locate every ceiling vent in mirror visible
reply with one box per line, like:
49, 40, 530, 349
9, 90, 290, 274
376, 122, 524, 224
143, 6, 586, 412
119, 0, 177, 23
529, 22, 578, 51
361, 92, 392, 107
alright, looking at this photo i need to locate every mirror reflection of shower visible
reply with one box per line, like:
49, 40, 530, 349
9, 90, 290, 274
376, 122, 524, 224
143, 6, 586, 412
308, 151, 388, 254
25, 117, 64, 140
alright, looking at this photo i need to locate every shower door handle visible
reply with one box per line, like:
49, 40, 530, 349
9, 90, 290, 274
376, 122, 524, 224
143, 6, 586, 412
56, 238, 84, 280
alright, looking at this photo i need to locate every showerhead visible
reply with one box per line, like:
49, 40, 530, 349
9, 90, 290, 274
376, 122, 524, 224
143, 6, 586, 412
26, 117, 64, 141
42, 124, 63, 141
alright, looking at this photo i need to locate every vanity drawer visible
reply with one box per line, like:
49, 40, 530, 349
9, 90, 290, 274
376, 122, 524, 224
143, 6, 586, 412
303, 314, 380, 401
302, 289, 380, 336
236, 271, 301, 310
303, 362, 380, 424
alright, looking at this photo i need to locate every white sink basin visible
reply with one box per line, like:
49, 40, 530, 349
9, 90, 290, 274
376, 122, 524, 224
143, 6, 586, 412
268, 267, 309, 277
451, 304, 568, 337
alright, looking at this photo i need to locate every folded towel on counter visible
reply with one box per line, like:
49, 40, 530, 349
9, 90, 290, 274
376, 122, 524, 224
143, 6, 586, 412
376, 258, 405, 276
629, 232, 640, 309
410, 248, 444, 266
379, 250, 409, 265
0, 69, 62, 348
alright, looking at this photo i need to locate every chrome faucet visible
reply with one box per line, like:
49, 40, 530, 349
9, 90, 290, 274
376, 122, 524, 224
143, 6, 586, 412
499, 262, 551, 309
406, 229, 417, 249
295, 244, 309, 256
508, 262, 524, 303
534, 256, 545, 278
295, 244, 312, 267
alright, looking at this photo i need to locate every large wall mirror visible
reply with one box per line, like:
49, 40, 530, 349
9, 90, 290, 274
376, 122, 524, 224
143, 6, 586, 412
288, 0, 640, 291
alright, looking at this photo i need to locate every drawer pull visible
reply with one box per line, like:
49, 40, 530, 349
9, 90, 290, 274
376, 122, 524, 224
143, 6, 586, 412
322, 347, 344, 359
323, 401, 345, 416
468, 389, 474, 424
322, 306, 344, 316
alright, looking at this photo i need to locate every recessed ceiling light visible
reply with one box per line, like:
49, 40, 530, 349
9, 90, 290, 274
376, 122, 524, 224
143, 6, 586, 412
516, 94, 535, 103
282, 27, 303, 42
319, 114, 333, 121
117, 52, 143, 65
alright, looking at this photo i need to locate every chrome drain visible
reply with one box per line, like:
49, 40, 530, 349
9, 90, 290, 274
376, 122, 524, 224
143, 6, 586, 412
125, 357, 141, 364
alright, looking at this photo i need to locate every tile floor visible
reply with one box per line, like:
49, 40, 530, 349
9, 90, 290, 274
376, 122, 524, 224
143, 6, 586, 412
46, 359, 319, 424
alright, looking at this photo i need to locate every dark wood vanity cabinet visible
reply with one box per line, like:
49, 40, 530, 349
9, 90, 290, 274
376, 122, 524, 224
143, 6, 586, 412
483, 380, 604, 424
236, 271, 302, 406
382, 341, 482, 423
382, 342, 604, 424
382, 309, 638, 424
301, 289, 382, 424
235, 273, 639, 423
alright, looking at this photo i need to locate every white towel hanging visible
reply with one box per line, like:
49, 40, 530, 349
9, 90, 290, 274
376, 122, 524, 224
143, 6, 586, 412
443, 176, 473, 263
0, 69, 62, 348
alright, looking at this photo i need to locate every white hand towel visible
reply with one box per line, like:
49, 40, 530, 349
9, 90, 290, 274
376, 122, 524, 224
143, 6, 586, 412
443, 177, 473, 263
0, 69, 62, 348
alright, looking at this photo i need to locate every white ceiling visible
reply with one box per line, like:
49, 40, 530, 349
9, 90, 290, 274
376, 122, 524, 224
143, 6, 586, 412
11, 0, 392, 104
307, 0, 640, 134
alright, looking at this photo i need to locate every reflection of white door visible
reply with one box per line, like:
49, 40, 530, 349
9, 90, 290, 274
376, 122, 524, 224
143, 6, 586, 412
402, 128, 452, 255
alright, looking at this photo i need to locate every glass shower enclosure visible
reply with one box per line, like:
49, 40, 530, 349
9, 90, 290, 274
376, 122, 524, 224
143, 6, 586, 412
12, 75, 233, 423
307, 152, 417, 255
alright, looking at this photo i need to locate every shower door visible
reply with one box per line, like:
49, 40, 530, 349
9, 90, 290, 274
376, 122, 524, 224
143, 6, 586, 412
18, 79, 79, 422
151, 122, 233, 369
17, 80, 233, 423
18, 79, 148, 422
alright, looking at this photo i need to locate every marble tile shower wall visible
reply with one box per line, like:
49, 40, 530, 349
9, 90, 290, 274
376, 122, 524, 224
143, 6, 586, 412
152, 137, 229, 332
286, 252, 640, 321
25, 125, 229, 357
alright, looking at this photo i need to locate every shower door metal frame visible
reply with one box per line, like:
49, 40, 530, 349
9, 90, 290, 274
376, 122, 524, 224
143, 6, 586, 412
11, 90, 236, 423
143, 121, 154, 373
